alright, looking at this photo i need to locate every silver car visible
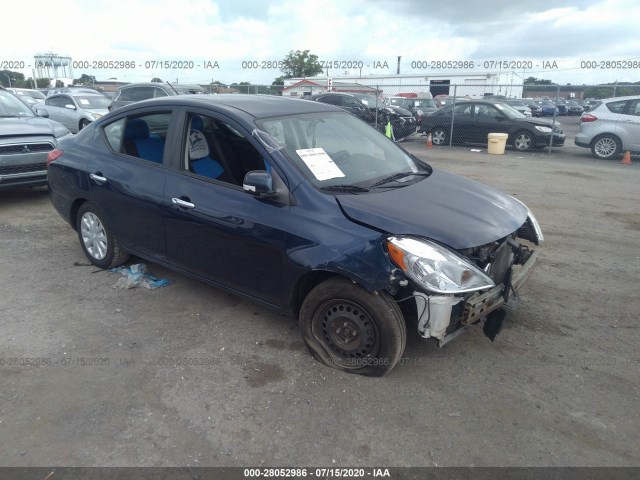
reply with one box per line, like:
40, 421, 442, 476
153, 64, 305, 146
37, 93, 111, 133
575, 95, 640, 159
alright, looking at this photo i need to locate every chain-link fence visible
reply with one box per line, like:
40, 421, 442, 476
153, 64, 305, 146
215, 82, 637, 157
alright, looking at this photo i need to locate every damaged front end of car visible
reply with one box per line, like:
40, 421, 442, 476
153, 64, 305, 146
386, 202, 543, 346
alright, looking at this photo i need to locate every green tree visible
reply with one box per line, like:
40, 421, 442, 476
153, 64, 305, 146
1, 69, 25, 87
524, 76, 556, 85
151, 77, 162, 83
55, 79, 64, 88
280, 50, 323, 78
73, 74, 96, 86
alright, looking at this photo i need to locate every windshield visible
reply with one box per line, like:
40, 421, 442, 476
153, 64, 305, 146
415, 99, 436, 108
256, 112, 430, 190
388, 98, 411, 108
352, 94, 379, 107
0, 90, 36, 117
73, 96, 111, 109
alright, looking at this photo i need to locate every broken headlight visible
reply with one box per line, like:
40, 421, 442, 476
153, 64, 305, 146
387, 237, 495, 294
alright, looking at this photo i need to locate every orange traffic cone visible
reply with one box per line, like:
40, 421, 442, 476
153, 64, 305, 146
426, 133, 433, 149
621, 150, 632, 165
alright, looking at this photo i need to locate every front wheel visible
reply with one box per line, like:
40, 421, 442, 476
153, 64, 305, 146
431, 127, 448, 145
76, 203, 129, 269
79, 119, 90, 131
512, 130, 534, 151
299, 277, 406, 376
591, 134, 621, 159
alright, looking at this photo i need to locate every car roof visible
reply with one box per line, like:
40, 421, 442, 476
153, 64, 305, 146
116, 82, 202, 90
116, 94, 341, 119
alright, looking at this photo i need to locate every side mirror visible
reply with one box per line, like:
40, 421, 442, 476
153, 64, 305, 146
36, 108, 49, 118
65, 104, 76, 110
243, 171, 275, 197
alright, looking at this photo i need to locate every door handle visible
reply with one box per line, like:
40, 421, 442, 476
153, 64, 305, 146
89, 173, 107, 184
172, 197, 195, 209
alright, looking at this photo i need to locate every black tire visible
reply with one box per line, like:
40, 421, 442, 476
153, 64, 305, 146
299, 277, 406, 377
431, 127, 448, 146
79, 119, 90, 131
76, 202, 129, 269
512, 130, 534, 151
591, 134, 621, 160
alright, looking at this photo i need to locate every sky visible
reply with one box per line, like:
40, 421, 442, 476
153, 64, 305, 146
2, 0, 639, 87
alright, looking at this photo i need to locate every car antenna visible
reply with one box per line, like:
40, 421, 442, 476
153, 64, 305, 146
165, 81, 179, 95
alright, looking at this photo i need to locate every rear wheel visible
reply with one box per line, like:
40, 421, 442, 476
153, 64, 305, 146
431, 127, 448, 145
512, 130, 534, 151
76, 203, 129, 269
591, 134, 621, 159
299, 277, 406, 376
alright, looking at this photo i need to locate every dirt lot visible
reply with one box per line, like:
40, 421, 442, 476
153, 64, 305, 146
1, 126, 639, 467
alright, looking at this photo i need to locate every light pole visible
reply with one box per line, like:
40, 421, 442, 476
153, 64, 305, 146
3, 74, 12, 88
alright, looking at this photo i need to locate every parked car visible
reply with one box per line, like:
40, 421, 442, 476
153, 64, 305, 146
16, 94, 41, 110
554, 100, 569, 115
46, 86, 107, 97
418, 100, 565, 151
47, 94, 543, 376
8, 88, 47, 103
36, 93, 111, 133
573, 99, 590, 112
310, 92, 416, 141
385, 96, 438, 122
0, 86, 71, 190
575, 95, 640, 159
522, 100, 543, 117
108, 82, 205, 111
504, 99, 532, 117
565, 100, 584, 116
536, 100, 559, 116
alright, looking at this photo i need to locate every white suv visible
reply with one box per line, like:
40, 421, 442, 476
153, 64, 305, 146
575, 96, 640, 159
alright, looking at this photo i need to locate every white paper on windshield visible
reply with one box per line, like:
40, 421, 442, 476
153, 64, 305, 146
296, 148, 345, 181
79, 99, 90, 105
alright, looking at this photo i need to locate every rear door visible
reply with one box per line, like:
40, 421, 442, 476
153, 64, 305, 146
43, 95, 69, 129
85, 109, 176, 259
608, 99, 640, 152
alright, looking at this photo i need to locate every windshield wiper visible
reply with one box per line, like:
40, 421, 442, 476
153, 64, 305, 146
320, 184, 370, 193
369, 171, 431, 188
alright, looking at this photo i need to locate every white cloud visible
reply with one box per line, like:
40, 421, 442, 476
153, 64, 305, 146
2, 0, 638, 85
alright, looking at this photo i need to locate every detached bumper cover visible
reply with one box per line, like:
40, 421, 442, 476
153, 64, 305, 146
461, 248, 539, 325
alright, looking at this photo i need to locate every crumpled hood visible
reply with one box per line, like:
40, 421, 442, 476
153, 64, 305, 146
336, 168, 528, 250
0, 116, 69, 139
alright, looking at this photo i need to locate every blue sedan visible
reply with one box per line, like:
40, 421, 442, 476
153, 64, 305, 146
47, 95, 543, 376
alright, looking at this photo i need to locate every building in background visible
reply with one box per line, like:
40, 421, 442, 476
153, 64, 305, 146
283, 72, 525, 98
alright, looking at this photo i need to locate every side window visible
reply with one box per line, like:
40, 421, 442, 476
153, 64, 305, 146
184, 113, 267, 185
129, 87, 155, 101
341, 97, 361, 109
46, 96, 64, 107
606, 100, 628, 114
319, 95, 340, 106
104, 118, 125, 151
453, 103, 472, 116
103, 112, 171, 164
629, 100, 640, 117
153, 87, 169, 98
115, 88, 131, 101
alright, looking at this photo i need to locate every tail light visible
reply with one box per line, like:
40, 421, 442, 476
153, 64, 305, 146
581, 114, 598, 122
47, 149, 63, 167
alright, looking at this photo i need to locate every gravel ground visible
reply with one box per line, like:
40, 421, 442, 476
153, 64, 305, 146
1, 128, 639, 467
